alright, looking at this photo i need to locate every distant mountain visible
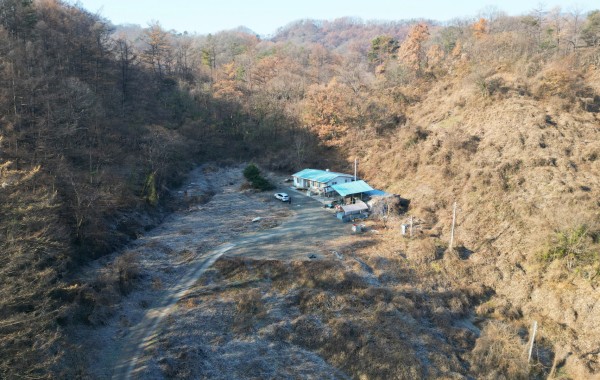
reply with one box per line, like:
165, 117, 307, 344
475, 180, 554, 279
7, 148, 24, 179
271, 17, 430, 52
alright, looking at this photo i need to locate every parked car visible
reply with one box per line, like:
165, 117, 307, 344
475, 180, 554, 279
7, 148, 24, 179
274, 192, 290, 202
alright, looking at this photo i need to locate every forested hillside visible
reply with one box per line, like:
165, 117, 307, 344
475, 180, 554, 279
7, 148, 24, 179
2, 0, 600, 377
0, 0, 325, 377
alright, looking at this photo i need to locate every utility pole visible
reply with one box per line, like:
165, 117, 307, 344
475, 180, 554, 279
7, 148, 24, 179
449, 202, 457, 251
354, 158, 357, 181
410, 216, 413, 238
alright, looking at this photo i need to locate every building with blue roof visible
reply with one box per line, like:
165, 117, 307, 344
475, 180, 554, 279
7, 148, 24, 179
292, 168, 355, 194
330, 180, 374, 197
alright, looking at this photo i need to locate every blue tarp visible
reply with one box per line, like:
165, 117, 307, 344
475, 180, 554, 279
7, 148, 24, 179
292, 168, 352, 183
331, 180, 374, 197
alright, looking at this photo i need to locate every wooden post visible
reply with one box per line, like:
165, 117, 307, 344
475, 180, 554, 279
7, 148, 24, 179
528, 320, 538, 363
449, 202, 457, 251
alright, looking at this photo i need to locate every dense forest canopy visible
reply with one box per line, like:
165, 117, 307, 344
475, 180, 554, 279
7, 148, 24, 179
1, 0, 600, 377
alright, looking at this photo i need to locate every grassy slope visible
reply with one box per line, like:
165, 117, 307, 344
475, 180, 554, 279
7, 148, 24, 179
359, 64, 600, 375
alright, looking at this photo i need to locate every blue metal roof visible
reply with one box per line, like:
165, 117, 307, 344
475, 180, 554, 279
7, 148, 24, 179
331, 180, 374, 197
364, 189, 388, 197
292, 168, 353, 183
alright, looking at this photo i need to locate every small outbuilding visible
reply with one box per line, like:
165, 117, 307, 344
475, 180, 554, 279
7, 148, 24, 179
336, 200, 369, 221
339, 200, 369, 215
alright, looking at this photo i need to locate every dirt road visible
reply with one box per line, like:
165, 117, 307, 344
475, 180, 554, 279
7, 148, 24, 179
225, 188, 348, 261
79, 165, 350, 379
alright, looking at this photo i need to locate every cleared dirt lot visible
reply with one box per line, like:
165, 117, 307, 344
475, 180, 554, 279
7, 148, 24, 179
119, 168, 354, 379
76, 165, 356, 379
77, 164, 527, 379
224, 187, 349, 261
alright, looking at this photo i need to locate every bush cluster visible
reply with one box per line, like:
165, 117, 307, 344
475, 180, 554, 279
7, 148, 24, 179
243, 164, 275, 191
539, 225, 599, 271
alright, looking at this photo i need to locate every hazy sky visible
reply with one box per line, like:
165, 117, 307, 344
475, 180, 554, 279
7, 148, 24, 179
72, 0, 591, 36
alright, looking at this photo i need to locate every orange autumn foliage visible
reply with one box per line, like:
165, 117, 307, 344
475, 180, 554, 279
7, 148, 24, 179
472, 18, 488, 39
399, 23, 430, 75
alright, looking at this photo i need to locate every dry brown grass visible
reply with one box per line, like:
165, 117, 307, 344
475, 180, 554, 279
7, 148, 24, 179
406, 237, 439, 263
151, 276, 164, 290
174, 250, 504, 379
468, 321, 533, 380
233, 288, 266, 333
350, 60, 600, 376
67, 251, 142, 327
114, 252, 141, 295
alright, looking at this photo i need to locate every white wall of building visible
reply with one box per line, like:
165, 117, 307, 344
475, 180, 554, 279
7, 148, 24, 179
325, 176, 354, 187
293, 174, 354, 192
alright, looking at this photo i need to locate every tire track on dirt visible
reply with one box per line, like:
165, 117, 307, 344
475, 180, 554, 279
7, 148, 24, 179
95, 166, 346, 379
113, 243, 234, 380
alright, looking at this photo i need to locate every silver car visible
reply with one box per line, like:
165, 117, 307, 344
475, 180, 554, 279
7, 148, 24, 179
274, 193, 290, 202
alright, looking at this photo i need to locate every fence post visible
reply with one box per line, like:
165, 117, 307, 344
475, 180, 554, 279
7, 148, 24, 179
528, 320, 538, 363
449, 202, 457, 251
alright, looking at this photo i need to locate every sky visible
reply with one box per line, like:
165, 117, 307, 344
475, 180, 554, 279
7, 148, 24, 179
72, 0, 592, 36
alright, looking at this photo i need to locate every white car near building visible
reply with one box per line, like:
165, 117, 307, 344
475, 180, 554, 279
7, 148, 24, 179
274, 192, 290, 202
